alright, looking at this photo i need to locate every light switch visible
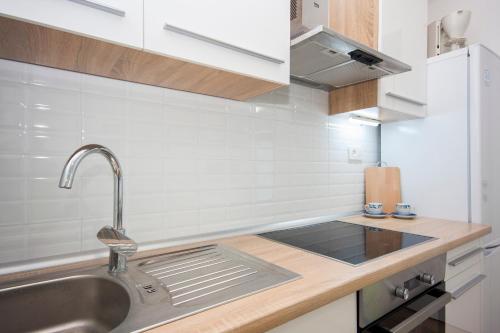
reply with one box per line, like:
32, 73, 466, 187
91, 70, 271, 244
348, 146, 362, 161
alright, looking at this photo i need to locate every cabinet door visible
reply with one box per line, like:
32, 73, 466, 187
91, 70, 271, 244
0, 0, 143, 48
266, 294, 356, 333
446, 263, 484, 333
144, 0, 290, 85
377, 0, 427, 117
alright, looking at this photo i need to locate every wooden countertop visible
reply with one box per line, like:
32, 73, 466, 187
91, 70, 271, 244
1, 216, 491, 333
147, 216, 490, 333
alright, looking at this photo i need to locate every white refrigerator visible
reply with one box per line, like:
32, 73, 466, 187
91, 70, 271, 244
381, 44, 500, 333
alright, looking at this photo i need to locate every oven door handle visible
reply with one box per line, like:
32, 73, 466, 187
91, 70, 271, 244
389, 291, 452, 333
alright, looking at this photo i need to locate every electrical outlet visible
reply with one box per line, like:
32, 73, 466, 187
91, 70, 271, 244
348, 146, 362, 161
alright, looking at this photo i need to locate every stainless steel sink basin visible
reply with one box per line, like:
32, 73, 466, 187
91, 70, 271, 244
0, 275, 130, 333
0, 245, 300, 332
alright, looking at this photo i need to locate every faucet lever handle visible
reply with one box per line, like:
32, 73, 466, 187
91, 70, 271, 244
97, 226, 137, 257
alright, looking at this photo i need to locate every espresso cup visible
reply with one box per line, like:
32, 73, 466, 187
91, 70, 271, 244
395, 203, 413, 215
365, 202, 383, 214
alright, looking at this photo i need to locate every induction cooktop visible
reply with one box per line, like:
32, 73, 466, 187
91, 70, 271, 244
258, 220, 435, 265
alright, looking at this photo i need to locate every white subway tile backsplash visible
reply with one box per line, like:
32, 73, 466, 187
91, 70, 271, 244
0, 61, 26, 83
0, 82, 26, 104
164, 104, 200, 124
164, 210, 199, 233
82, 218, 108, 251
27, 108, 82, 133
126, 157, 164, 176
199, 208, 227, 232
128, 84, 163, 104
127, 176, 163, 195
165, 174, 199, 192
126, 194, 165, 215
199, 110, 226, 129
27, 64, 80, 91
84, 114, 126, 138
81, 196, 113, 219
82, 93, 126, 119
0, 129, 25, 154
164, 191, 199, 211
0, 103, 25, 130
25, 155, 67, 178
128, 100, 164, 121
81, 73, 127, 98
0, 202, 25, 226
126, 213, 164, 242
27, 220, 81, 258
0, 155, 25, 177
27, 199, 80, 223
0, 59, 379, 266
26, 85, 80, 114
28, 178, 79, 200
0, 225, 27, 263
26, 132, 81, 155
0, 178, 25, 201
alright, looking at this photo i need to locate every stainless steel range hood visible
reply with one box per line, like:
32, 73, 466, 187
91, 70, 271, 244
291, 25, 412, 91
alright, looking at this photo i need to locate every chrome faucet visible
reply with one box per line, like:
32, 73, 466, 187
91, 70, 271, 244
59, 144, 137, 273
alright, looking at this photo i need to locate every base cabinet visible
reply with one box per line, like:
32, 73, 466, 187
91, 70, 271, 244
446, 278, 482, 333
266, 293, 356, 333
445, 240, 485, 333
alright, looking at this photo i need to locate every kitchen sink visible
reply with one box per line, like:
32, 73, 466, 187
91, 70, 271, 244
0, 245, 299, 333
0, 275, 130, 333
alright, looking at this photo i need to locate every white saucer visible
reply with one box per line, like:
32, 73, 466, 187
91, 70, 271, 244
363, 212, 389, 218
392, 213, 417, 219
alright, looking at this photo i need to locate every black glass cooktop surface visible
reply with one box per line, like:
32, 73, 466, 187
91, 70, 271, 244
258, 220, 435, 265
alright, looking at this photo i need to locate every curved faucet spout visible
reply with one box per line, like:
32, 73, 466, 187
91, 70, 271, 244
59, 144, 123, 230
59, 144, 134, 273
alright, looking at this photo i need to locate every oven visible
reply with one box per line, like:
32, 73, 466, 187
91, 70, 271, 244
358, 254, 454, 333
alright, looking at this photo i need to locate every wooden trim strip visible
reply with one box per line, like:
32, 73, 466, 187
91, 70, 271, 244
0, 16, 282, 101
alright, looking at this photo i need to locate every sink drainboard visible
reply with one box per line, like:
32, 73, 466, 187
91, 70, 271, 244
136, 244, 299, 308
0, 244, 300, 333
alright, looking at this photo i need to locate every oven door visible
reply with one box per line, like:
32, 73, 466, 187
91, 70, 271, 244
361, 283, 456, 333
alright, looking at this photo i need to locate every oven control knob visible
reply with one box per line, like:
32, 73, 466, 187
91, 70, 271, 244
395, 287, 409, 300
418, 273, 436, 285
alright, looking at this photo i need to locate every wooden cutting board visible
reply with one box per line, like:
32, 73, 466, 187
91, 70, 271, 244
365, 167, 401, 214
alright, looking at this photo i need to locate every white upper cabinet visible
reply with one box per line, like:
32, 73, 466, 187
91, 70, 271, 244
143, 0, 290, 85
0, 0, 143, 48
378, 0, 428, 117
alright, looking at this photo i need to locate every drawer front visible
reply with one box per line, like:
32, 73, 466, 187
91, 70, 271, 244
0, 0, 143, 48
446, 263, 484, 333
267, 293, 356, 333
446, 240, 482, 281
143, 0, 290, 84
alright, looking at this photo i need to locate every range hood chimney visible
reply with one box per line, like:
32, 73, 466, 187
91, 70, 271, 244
290, 0, 411, 91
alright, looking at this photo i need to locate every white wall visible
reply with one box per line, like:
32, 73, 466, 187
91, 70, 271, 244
428, 0, 500, 55
0, 59, 379, 267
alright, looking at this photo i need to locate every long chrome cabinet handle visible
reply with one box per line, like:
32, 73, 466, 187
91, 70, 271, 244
451, 274, 486, 300
448, 247, 483, 267
386, 92, 427, 106
163, 23, 285, 64
67, 0, 126, 17
390, 292, 452, 333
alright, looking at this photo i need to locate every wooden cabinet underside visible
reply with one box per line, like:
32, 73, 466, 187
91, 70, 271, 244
0, 16, 282, 101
